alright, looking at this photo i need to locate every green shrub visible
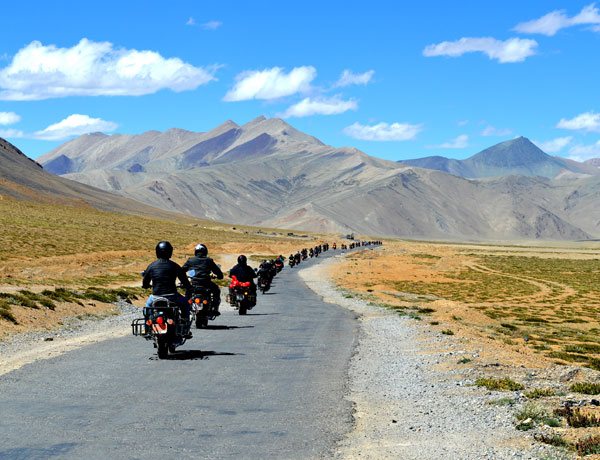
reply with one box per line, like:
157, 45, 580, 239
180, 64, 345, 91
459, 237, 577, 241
524, 388, 555, 399
533, 432, 568, 448
475, 377, 524, 391
570, 382, 600, 395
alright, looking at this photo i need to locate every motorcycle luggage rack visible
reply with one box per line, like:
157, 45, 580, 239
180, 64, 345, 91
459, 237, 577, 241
131, 318, 148, 337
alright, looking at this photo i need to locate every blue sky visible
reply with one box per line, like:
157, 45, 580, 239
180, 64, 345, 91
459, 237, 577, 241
1, 0, 599, 161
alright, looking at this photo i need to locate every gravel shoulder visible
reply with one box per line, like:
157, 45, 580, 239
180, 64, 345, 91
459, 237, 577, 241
0, 302, 139, 376
299, 254, 566, 460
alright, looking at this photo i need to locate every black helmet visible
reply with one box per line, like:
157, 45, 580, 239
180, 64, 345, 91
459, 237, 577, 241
194, 243, 208, 257
156, 241, 173, 259
237, 255, 247, 265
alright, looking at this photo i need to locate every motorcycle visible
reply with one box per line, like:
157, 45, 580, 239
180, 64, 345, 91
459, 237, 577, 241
228, 276, 256, 315
257, 269, 271, 294
131, 296, 191, 359
189, 285, 218, 328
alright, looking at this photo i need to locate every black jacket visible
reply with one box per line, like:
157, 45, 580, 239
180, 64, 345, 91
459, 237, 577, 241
182, 256, 223, 284
229, 263, 257, 283
143, 259, 191, 296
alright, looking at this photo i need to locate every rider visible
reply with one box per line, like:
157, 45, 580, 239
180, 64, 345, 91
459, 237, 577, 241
257, 260, 273, 289
182, 243, 224, 315
229, 255, 257, 302
142, 241, 192, 335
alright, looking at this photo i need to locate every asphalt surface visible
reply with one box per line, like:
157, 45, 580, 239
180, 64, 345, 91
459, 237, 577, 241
0, 252, 357, 460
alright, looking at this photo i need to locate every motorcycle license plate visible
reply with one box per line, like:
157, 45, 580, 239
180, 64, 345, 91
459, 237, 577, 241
236, 294, 244, 301
152, 324, 168, 334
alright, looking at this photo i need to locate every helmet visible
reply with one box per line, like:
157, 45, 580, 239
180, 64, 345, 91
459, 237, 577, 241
156, 241, 173, 259
237, 255, 247, 265
194, 243, 208, 257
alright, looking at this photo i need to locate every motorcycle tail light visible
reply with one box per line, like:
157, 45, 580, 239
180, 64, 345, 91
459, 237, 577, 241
188, 299, 193, 304
156, 316, 164, 325
194, 298, 201, 304
146, 319, 152, 326
167, 319, 174, 325
203, 300, 208, 305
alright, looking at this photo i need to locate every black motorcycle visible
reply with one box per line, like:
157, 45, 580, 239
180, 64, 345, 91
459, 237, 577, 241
131, 296, 191, 359
257, 269, 271, 294
189, 286, 218, 328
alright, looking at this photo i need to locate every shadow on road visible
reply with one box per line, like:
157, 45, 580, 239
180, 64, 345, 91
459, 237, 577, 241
245, 312, 279, 316
203, 325, 254, 330
164, 350, 241, 361
0, 443, 77, 459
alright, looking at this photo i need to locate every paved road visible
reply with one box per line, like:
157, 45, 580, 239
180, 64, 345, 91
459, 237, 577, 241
0, 253, 357, 459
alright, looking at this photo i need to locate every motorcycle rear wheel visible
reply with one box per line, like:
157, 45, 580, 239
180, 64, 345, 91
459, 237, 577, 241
196, 314, 208, 328
157, 340, 169, 359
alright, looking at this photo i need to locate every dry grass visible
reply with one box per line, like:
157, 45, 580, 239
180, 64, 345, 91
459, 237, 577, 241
331, 240, 600, 372
0, 197, 313, 286
0, 196, 326, 336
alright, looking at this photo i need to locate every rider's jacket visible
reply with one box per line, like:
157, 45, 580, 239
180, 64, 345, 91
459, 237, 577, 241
229, 263, 257, 284
182, 256, 223, 285
143, 259, 191, 296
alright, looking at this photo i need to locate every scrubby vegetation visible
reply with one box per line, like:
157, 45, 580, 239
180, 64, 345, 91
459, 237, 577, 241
524, 388, 556, 399
0, 287, 144, 324
335, 244, 600, 372
570, 382, 600, 395
475, 377, 524, 391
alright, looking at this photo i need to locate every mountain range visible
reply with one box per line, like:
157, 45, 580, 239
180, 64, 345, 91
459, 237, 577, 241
24, 117, 600, 240
402, 137, 600, 179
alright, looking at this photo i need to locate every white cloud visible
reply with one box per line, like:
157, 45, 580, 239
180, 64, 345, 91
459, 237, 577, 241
533, 136, 573, 153
0, 111, 20, 125
568, 140, 600, 161
343, 121, 423, 141
281, 96, 357, 118
432, 134, 469, 149
481, 125, 513, 136
201, 20, 222, 30
0, 128, 24, 138
557, 112, 600, 132
514, 3, 600, 36
186, 17, 196, 26
334, 69, 375, 87
423, 37, 538, 63
0, 38, 216, 100
34, 114, 118, 141
224, 66, 316, 101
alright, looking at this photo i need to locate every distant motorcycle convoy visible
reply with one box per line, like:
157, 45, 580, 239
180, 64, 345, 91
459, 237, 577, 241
132, 239, 382, 359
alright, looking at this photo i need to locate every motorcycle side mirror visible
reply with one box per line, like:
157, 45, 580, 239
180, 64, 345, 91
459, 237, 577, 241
141, 270, 146, 277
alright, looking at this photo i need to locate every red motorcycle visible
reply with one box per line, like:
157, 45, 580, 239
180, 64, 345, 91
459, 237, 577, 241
227, 276, 256, 315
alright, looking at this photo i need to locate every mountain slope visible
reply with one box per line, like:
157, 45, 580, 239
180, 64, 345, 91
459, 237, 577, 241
0, 137, 179, 218
40, 119, 600, 241
585, 158, 600, 168
402, 137, 600, 179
